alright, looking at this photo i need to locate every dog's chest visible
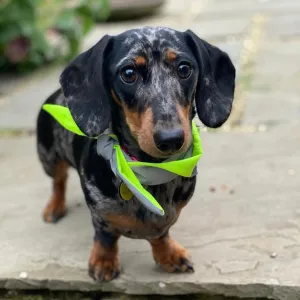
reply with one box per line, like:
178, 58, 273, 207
89, 176, 196, 240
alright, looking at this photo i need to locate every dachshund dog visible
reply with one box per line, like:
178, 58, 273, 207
36, 26, 235, 282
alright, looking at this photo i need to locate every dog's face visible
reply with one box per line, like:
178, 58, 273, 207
107, 28, 199, 158
60, 27, 236, 159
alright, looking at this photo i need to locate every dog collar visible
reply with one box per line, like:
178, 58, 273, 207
43, 104, 203, 216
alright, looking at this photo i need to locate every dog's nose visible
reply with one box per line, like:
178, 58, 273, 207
154, 128, 185, 153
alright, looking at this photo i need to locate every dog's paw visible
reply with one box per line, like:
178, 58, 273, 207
43, 201, 66, 223
89, 257, 120, 282
151, 237, 194, 273
89, 240, 120, 282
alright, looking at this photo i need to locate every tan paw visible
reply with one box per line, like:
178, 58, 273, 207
151, 237, 194, 273
43, 200, 66, 223
89, 240, 120, 282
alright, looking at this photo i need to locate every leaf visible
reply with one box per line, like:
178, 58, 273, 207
75, 5, 95, 34
56, 10, 77, 31
0, 24, 21, 44
27, 50, 44, 66
30, 29, 49, 53
97, 0, 110, 21
67, 35, 80, 59
0, 0, 35, 24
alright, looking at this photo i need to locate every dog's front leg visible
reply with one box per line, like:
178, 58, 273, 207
88, 222, 121, 282
149, 233, 194, 273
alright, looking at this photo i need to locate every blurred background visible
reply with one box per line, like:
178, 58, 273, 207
0, 0, 299, 132
0, 1, 300, 299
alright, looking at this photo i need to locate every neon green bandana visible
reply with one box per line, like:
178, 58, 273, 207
43, 104, 203, 216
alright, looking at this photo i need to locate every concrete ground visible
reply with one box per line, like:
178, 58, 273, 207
1, 0, 300, 299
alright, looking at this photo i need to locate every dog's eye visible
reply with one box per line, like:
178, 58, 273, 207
120, 66, 137, 84
177, 63, 192, 79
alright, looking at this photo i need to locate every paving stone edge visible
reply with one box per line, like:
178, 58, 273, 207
1, 278, 300, 299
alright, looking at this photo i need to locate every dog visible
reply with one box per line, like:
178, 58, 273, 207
36, 26, 235, 282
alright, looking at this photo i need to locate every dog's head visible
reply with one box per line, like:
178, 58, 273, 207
60, 27, 235, 159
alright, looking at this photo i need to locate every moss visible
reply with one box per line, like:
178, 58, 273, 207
0, 128, 35, 137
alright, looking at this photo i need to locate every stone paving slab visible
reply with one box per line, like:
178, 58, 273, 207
201, 0, 300, 17
243, 91, 300, 126
266, 14, 300, 38
188, 18, 250, 40
0, 66, 62, 130
244, 39, 300, 126
254, 41, 300, 79
1, 122, 300, 299
158, 0, 187, 17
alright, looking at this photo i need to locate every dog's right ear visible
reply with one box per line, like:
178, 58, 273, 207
59, 35, 113, 137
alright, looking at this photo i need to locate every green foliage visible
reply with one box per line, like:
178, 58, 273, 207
0, 0, 110, 72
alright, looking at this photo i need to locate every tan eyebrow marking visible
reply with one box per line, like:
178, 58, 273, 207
166, 50, 177, 62
134, 56, 146, 66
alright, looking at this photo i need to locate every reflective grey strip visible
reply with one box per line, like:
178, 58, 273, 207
131, 166, 178, 185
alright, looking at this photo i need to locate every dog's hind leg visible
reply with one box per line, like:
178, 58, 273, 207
36, 95, 70, 224
43, 160, 69, 223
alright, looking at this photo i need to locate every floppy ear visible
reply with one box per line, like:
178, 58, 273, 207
185, 30, 236, 128
59, 35, 112, 137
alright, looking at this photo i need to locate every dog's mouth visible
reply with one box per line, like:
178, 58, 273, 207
141, 138, 193, 161
121, 142, 191, 162
154, 147, 188, 159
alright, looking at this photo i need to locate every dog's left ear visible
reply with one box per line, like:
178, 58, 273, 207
185, 30, 236, 128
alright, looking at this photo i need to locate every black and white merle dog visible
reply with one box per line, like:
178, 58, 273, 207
36, 26, 235, 282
